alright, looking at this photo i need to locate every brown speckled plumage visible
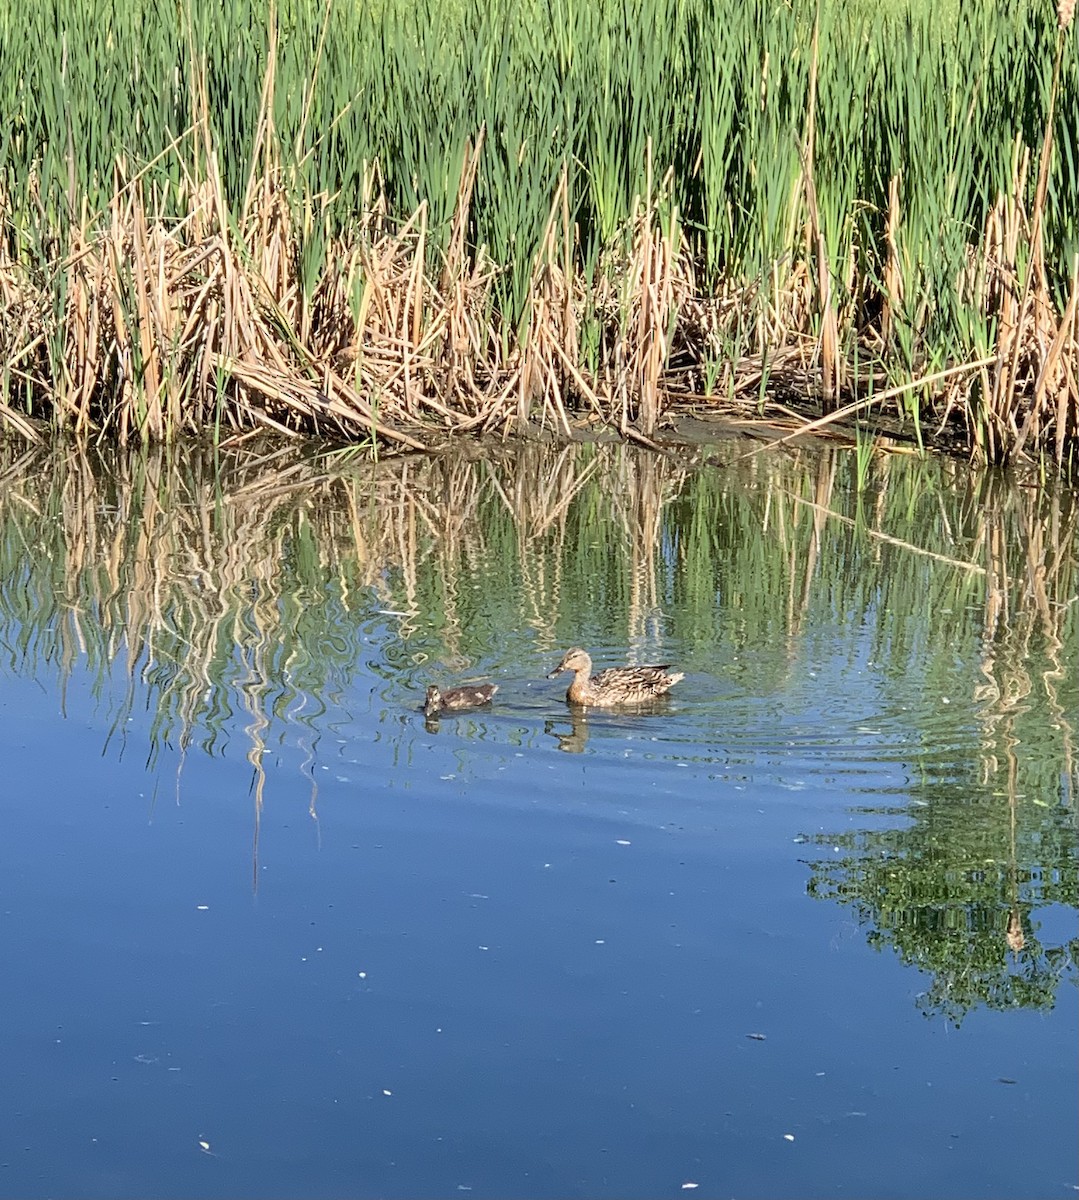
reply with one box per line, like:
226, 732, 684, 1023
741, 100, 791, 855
547, 648, 683, 707
424, 683, 498, 717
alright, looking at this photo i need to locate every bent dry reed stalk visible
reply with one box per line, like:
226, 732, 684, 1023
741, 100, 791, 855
0, 0, 1076, 468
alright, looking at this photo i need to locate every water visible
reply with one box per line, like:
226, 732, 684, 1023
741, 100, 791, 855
0, 437, 1075, 1199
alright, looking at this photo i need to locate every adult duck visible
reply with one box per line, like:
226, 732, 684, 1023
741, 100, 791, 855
547, 647, 683, 707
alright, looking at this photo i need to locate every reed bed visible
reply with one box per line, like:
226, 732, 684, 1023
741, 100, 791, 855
0, 0, 1077, 466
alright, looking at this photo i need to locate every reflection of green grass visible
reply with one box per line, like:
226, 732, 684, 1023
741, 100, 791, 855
0, 436, 1075, 1016
805, 781, 1079, 1025
0, 436, 1074, 767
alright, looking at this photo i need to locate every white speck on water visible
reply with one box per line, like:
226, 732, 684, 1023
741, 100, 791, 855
784, 1133, 795, 1142
616, 839, 631, 845
942, 697, 950, 704
478, 946, 489, 951
681, 1184, 699, 1190
196, 905, 209, 911
382, 1089, 392, 1096
358, 972, 367, 979
467, 894, 489, 899
595, 940, 605, 945
440, 775, 456, 781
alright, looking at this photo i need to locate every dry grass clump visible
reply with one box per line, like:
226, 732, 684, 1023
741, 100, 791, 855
0, 137, 697, 450
2, 124, 1076, 466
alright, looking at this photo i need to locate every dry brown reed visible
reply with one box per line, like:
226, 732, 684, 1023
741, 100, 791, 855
1, 126, 1076, 467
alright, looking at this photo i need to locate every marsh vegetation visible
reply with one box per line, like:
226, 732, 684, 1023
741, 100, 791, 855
1, 0, 1077, 466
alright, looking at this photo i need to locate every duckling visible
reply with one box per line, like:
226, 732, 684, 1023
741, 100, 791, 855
423, 683, 498, 718
547, 647, 683, 707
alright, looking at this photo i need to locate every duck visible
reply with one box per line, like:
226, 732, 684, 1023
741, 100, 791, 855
547, 647, 683, 707
423, 683, 498, 718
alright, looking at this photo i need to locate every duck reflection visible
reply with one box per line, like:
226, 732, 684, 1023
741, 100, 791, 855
545, 713, 590, 754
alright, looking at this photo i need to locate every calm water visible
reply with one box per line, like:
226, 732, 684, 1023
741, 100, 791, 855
0, 437, 1075, 1200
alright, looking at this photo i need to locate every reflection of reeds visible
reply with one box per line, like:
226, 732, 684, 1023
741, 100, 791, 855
971, 475, 1078, 805
0, 438, 1075, 811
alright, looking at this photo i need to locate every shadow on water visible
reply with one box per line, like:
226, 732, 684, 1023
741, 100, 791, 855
0, 434, 1076, 1036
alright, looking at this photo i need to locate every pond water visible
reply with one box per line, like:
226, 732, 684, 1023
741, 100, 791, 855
0, 435, 1075, 1199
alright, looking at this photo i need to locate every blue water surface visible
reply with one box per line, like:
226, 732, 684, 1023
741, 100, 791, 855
0, 440, 1075, 1199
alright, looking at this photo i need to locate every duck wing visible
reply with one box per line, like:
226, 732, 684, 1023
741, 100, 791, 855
592, 664, 675, 688
450, 683, 498, 707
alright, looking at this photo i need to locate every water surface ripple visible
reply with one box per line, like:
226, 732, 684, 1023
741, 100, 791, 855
0, 438, 1075, 1199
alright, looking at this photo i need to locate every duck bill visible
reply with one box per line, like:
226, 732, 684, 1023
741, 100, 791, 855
546, 666, 565, 679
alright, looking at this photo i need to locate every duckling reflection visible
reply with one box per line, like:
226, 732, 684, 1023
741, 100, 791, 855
544, 713, 590, 754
